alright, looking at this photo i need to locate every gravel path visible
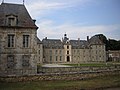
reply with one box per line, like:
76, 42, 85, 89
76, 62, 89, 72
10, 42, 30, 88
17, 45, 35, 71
42, 64, 72, 67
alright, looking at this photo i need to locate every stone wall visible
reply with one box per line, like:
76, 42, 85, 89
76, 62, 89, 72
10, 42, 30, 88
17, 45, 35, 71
0, 28, 37, 76
0, 70, 120, 82
38, 65, 120, 74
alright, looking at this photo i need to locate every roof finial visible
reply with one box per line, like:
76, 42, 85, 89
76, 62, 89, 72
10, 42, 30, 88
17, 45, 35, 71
64, 32, 67, 37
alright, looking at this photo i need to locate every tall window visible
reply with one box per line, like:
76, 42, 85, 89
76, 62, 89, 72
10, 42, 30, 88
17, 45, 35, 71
56, 56, 58, 61
39, 50, 40, 54
8, 34, 14, 47
7, 55, 15, 69
59, 50, 61, 54
23, 35, 29, 47
67, 45, 69, 49
50, 56, 52, 61
22, 55, 29, 67
60, 56, 62, 61
49, 50, 52, 55
55, 50, 58, 54
67, 51, 69, 54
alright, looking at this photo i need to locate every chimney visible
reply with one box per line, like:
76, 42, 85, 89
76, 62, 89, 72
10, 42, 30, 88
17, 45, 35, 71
78, 38, 80, 45
45, 37, 47, 40
33, 19, 36, 23
87, 36, 89, 42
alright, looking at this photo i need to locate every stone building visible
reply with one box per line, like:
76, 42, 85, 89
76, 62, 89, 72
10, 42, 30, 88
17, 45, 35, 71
42, 37, 64, 64
0, 3, 38, 76
0, 2, 107, 76
108, 50, 120, 62
37, 37, 43, 64
42, 34, 106, 64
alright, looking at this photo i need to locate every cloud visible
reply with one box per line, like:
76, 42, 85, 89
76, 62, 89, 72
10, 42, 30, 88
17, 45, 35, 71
37, 20, 120, 40
26, 0, 92, 17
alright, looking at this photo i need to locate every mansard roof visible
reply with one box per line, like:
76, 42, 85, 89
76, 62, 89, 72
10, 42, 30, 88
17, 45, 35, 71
70, 40, 89, 49
0, 3, 38, 29
89, 35, 104, 45
42, 38, 64, 49
42, 35, 105, 49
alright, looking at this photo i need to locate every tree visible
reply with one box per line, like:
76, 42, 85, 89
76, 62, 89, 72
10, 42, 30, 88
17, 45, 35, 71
95, 34, 120, 50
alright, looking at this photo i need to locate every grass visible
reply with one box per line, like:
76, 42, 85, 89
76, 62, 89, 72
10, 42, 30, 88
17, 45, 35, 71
37, 62, 120, 68
0, 74, 120, 90
62, 62, 120, 67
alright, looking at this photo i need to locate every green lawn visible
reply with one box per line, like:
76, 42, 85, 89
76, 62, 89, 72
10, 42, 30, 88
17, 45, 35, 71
0, 74, 120, 90
62, 62, 120, 67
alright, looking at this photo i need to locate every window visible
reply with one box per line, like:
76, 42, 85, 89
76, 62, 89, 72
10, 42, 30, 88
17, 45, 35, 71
39, 50, 40, 54
96, 51, 97, 54
8, 18, 15, 26
39, 57, 40, 61
67, 45, 69, 49
60, 56, 62, 61
59, 50, 61, 54
23, 35, 29, 47
74, 50, 76, 53
22, 55, 30, 67
49, 50, 52, 55
50, 56, 52, 61
67, 56, 70, 62
7, 55, 15, 69
6, 15, 17, 26
39, 45, 40, 48
8, 34, 14, 47
56, 56, 58, 61
55, 50, 58, 54
67, 51, 69, 54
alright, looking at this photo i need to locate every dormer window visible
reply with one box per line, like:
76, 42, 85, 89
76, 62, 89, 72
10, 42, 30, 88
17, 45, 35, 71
8, 18, 15, 26
6, 14, 18, 26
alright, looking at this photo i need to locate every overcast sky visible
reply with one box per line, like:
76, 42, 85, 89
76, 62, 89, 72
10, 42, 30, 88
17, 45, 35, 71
1, 0, 120, 40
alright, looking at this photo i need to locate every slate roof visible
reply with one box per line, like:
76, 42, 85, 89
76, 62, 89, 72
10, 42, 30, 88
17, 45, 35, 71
42, 38, 64, 49
70, 40, 89, 49
89, 35, 104, 45
0, 3, 38, 29
42, 35, 104, 49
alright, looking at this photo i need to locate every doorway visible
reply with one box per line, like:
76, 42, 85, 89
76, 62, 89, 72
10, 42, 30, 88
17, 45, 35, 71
67, 56, 70, 62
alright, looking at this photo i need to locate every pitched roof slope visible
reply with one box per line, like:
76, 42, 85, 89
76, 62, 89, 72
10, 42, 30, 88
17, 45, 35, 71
0, 3, 38, 29
89, 35, 104, 45
70, 40, 89, 49
42, 38, 64, 49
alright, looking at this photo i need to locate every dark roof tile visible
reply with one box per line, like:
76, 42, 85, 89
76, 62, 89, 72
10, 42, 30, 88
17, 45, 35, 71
0, 3, 38, 29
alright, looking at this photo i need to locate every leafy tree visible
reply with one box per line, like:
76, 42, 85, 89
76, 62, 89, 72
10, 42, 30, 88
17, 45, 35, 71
95, 34, 120, 50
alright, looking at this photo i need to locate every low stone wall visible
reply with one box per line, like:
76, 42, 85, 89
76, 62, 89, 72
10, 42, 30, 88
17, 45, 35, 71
0, 70, 120, 82
0, 68, 37, 76
0, 65, 120, 82
38, 65, 120, 74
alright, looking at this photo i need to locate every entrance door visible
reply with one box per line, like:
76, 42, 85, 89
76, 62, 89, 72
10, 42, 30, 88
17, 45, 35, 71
67, 56, 70, 62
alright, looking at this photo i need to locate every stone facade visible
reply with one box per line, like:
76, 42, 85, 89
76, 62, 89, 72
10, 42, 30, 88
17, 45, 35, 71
42, 34, 106, 64
0, 3, 38, 76
37, 38, 43, 64
108, 50, 120, 62
42, 38, 64, 64
0, 2, 107, 76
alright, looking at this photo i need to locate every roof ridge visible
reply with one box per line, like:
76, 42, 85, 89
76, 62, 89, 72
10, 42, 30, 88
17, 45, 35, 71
1, 2, 24, 6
